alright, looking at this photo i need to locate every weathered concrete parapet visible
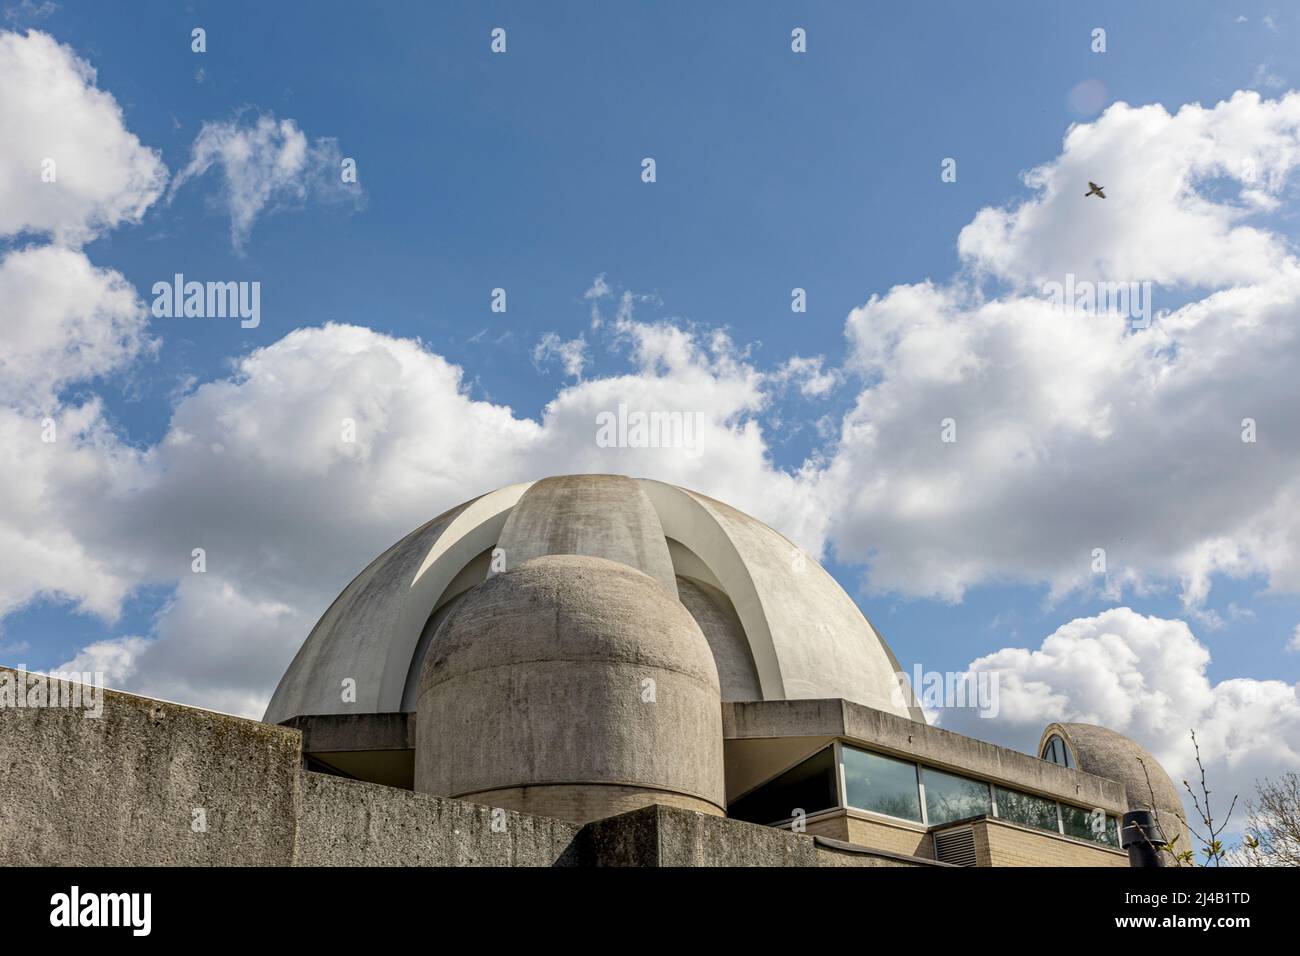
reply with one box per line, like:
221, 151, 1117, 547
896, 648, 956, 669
581, 804, 819, 867
296, 773, 584, 866
579, 804, 939, 867
0, 666, 301, 865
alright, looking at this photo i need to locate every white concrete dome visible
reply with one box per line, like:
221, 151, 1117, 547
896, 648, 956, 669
264, 474, 923, 724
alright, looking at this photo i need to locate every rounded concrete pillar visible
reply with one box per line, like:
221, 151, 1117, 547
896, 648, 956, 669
415, 554, 725, 823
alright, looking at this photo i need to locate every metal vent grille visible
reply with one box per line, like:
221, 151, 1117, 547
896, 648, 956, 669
934, 826, 977, 866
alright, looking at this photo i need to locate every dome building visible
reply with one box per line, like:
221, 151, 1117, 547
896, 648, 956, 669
1039, 723, 1192, 853
254, 474, 1188, 867
264, 474, 923, 726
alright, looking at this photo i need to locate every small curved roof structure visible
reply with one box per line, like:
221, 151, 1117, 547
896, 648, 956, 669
1041, 722, 1190, 848
264, 474, 923, 724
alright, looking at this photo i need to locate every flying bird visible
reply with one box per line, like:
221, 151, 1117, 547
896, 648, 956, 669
1085, 181, 1106, 199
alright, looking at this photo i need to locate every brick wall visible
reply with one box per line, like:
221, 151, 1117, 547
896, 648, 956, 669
804, 811, 934, 859
971, 817, 1129, 867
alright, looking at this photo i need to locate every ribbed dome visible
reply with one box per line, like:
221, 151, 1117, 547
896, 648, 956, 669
264, 474, 923, 724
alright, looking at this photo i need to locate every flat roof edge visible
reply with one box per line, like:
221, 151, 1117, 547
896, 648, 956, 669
722, 698, 1128, 812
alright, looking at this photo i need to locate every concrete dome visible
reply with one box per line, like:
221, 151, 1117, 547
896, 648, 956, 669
264, 474, 923, 724
415, 554, 724, 822
1041, 723, 1190, 850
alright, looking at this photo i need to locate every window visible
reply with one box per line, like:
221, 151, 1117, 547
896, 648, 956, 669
816, 741, 1119, 848
1041, 734, 1074, 768
923, 767, 992, 826
1061, 804, 1120, 847
842, 746, 922, 822
994, 785, 1059, 833
728, 746, 838, 825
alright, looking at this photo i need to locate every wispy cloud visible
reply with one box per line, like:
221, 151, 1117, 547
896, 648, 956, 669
3, 0, 58, 24
169, 112, 362, 253
532, 331, 588, 379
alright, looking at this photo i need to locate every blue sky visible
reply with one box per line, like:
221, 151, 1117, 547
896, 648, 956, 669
3, 0, 1300, 802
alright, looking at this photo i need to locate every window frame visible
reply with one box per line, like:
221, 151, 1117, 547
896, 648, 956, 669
918, 764, 994, 828
992, 783, 1063, 835
839, 742, 926, 826
1041, 733, 1075, 769
823, 740, 1124, 851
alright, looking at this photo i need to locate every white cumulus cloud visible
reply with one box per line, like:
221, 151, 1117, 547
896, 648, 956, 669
827, 92, 1300, 608
0, 245, 155, 410
940, 608, 1300, 835
0, 29, 166, 244
958, 92, 1300, 289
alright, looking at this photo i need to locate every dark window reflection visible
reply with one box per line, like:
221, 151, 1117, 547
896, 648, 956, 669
923, 767, 992, 825
842, 746, 923, 822
1061, 804, 1120, 846
994, 785, 1059, 832
728, 745, 838, 825
1042, 735, 1074, 768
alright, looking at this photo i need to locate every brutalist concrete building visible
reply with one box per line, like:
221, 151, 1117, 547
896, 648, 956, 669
0, 475, 1186, 866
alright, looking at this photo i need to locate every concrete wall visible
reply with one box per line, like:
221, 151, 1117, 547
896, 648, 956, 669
296, 773, 583, 866
582, 804, 817, 866
0, 671, 931, 867
301, 785, 931, 867
0, 670, 301, 865
676, 575, 762, 700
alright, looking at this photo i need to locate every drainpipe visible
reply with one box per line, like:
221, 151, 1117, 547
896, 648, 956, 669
1121, 810, 1167, 867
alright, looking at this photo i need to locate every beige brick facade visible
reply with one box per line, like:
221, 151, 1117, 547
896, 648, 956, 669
970, 817, 1128, 867
804, 811, 934, 859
